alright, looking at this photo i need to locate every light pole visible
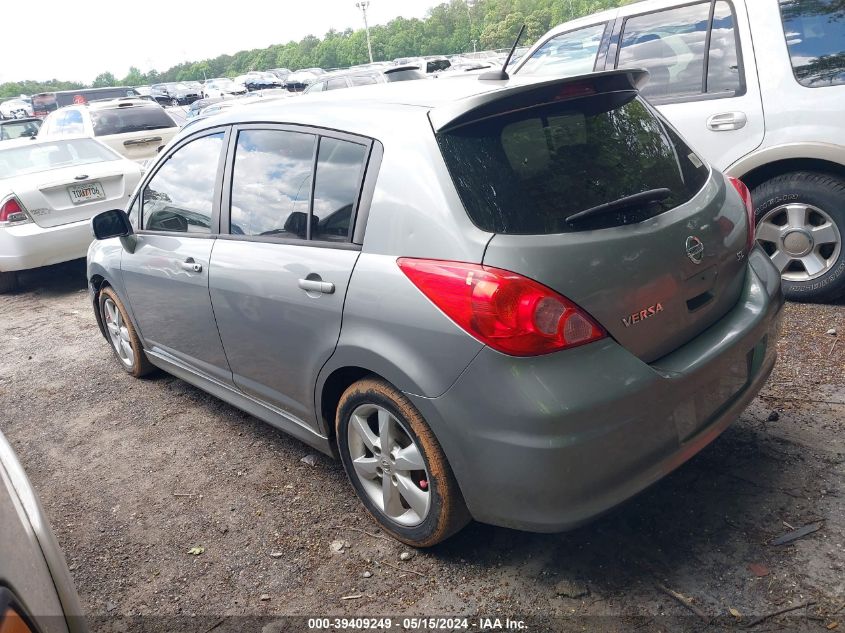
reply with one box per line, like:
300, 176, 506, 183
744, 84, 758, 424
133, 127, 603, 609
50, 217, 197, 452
356, 1, 374, 64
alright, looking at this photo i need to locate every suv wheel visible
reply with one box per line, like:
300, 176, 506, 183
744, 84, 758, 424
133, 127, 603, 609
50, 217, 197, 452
336, 378, 469, 547
170, 98, 179, 107
0, 271, 18, 294
752, 172, 845, 302
99, 287, 154, 377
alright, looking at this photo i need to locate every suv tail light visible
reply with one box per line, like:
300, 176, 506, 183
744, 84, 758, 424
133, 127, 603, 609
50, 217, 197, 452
397, 258, 606, 356
0, 196, 30, 226
728, 176, 755, 253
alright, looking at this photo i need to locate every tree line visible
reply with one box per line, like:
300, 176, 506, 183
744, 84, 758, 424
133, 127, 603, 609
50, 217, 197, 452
1, 0, 638, 99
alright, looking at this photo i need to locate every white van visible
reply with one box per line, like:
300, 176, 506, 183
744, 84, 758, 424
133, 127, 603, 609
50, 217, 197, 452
515, 0, 845, 302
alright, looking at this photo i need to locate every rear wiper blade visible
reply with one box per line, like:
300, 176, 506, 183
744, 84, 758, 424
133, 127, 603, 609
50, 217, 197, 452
565, 188, 672, 223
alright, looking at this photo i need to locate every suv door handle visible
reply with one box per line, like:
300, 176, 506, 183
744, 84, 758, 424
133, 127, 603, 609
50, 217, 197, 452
707, 111, 747, 131
180, 258, 203, 273
298, 278, 335, 294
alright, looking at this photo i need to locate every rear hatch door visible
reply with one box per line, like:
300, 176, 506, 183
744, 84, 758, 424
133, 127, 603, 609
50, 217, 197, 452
92, 104, 178, 161
434, 73, 749, 362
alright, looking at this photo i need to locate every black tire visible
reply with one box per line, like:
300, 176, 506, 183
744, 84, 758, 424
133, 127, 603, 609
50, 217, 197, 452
752, 172, 845, 302
336, 378, 470, 547
0, 271, 18, 294
98, 286, 154, 377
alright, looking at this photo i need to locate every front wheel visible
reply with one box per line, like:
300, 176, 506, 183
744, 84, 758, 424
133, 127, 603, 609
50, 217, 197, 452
336, 378, 469, 547
752, 172, 845, 302
170, 98, 179, 107
98, 287, 154, 377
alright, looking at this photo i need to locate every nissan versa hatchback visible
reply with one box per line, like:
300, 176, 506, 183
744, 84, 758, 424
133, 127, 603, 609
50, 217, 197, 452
88, 71, 784, 546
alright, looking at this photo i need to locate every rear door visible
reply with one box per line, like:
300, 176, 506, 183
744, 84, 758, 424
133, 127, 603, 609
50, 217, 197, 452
120, 128, 233, 384
209, 125, 372, 429
610, 0, 764, 171
435, 78, 750, 363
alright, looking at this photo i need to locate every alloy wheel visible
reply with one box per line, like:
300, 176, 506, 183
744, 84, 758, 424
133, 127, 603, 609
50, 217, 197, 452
756, 203, 842, 281
103, 297, 134, 368
346, 403, 431, 527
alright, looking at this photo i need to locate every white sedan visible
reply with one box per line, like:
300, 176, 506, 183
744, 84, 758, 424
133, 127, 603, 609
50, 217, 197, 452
202, 78, 247, 99
0, 137, 142, 292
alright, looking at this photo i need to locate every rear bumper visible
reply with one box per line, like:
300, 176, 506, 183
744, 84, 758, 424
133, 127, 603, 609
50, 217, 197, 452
409, 249, 784, 532
0, 219, 91, 272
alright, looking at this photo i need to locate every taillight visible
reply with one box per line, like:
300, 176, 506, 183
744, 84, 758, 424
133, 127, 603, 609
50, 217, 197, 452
397, 258, 606, 356
728, 176, 755, 253
0, 196, 30, 225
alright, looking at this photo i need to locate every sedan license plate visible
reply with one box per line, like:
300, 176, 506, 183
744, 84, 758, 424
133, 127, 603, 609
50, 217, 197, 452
68, 181, 105, 204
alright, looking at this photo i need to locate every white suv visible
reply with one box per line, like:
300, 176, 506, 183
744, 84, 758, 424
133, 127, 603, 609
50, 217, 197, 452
516, 0, 845, 302
39, 98, 179, 163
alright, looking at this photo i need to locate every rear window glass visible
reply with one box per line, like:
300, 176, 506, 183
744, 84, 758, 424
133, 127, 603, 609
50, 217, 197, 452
0, 139, 119, 178
91, 107, 176, 136
779, 0, 845, 87
437, 95, 709, 234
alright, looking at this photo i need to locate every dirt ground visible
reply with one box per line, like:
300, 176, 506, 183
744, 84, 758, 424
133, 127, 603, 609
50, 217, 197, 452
1, 260, 843, 632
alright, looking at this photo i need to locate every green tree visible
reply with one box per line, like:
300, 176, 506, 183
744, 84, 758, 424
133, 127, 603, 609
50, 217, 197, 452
92, 72, 117, 87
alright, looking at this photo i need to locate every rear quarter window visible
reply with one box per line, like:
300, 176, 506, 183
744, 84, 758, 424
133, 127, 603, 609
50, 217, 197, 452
779, 0, 845, 87
437, 94, 709, 234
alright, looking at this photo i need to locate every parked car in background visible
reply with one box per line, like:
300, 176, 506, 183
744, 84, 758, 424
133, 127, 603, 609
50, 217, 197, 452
304, 65, 426, 93
268, 68, 292, 83
396, 56, 452, 74
202, 78, 248, 99
88, 70, 782, 546
0, 118, 41, 141
185, 96, 226, 120
285, 68, 325, 91
31, 87, 140, 117
38, 98, 179, 162
0, 136, 142, 292
0, 98, 33, 119
0, 428, 88, 633
516, 0, 845, 302
241, 72, 285, 91
150, 83, 201, 106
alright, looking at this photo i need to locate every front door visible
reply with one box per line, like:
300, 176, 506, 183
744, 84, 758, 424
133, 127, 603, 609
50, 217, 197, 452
209, 127, 370, 428
121, 130, 233, 385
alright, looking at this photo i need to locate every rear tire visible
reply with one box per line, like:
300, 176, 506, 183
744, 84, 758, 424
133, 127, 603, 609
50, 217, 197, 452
98, 286, 154, 377
0, 271, 18, 294
336, 378, 470, 547
752, 172, 845, 302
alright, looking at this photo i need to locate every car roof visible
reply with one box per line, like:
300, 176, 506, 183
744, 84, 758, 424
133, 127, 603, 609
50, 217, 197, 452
190, 69, 647, 138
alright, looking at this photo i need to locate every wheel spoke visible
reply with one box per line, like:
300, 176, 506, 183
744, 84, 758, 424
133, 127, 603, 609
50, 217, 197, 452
351, 414, 378, 452
802, 252, 827, 277
382, 473, 402, 517
770, 249, 792, 273
105, 301, 117, 324
755, 221, 783, 244
377, 409, 394, 454
393, 443, 425, 472
119, 327, 130, 343
811, 223, 839, 246
106, 322, 119, 337
394, 473, 429, 519
120, 339, 133, 361
786, 204, 809, 229
352, 455, 379, 480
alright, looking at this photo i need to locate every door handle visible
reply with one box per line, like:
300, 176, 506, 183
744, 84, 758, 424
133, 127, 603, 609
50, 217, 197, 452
180, 258, 203, 273
707, 111, 747, 131
298, 278, 335, 294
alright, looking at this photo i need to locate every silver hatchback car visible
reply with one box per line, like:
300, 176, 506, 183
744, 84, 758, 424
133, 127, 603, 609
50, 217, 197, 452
88, 70, 784, 546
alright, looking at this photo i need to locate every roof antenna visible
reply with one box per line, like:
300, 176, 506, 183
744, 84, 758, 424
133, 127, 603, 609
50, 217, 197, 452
479, 24, 526, 81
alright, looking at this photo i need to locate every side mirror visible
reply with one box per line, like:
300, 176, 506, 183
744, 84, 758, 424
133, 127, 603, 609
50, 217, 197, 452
92, 209, 133, 240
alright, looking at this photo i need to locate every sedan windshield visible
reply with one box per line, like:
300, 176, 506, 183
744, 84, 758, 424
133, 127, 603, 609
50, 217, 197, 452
0, 139, 120, 178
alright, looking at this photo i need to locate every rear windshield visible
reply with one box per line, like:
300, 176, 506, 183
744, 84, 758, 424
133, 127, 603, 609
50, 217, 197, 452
0, 139, 119, 178
91, 107, 176, 136
0, 120, 41, 140
437, 94, 709, 234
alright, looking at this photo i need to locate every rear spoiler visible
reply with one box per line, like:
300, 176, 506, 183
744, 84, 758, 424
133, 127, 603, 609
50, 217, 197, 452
430, 68, 649, 133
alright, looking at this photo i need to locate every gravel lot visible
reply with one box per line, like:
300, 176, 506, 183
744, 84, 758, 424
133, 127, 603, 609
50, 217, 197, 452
1, 260, 843, 632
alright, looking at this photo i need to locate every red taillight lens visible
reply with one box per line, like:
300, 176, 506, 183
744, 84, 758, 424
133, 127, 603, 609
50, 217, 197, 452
397, 258, 606, 356
0, 197, 28, 224
728, 176, 755, 253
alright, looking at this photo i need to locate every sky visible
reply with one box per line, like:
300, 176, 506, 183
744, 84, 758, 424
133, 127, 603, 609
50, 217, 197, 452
0, 0, 442, 85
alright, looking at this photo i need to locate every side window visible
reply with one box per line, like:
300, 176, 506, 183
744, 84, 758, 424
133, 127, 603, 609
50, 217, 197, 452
312, 138, 368, 242
518, 23, 607, 77
326, 78, 349, 90
617, 2, 742, 101
141, 132, 224, 233
779, 0, 845, 87
350, 75, 377, 86
229, 129, 317, 238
